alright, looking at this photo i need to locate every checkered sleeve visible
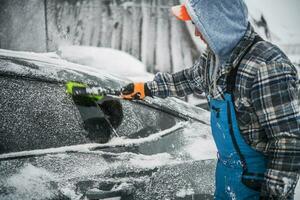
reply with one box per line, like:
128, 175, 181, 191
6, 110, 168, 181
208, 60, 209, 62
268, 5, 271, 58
146, 54, 207, 98
251, 61, 300, 198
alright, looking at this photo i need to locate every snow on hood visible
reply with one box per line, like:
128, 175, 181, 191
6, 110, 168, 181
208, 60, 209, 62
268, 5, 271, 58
1, 164, 57, 200
185, 0, 248, 64
58, 46, 154, 82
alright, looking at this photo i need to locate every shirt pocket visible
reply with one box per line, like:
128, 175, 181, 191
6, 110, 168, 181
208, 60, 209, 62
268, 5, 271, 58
235, 98, 259, 129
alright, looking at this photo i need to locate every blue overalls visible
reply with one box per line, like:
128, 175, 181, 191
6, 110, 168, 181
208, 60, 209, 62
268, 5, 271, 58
209, 36, 267, 199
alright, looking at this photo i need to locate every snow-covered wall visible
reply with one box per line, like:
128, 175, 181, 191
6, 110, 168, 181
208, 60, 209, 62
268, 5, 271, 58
0, 0, 199, 74
0, 0, 47, 52
1, 0, 299, 70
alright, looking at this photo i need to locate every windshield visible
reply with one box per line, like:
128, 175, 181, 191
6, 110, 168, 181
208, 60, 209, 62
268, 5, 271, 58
0, 58, 180, 154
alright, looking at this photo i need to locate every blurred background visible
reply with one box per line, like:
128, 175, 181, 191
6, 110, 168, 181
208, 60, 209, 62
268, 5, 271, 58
0, 0, 299, 67
0, 0, 299, 198
0, 0, 299, 105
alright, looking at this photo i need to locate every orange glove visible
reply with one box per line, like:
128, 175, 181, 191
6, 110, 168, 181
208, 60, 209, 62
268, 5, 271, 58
121, 83, 151, 100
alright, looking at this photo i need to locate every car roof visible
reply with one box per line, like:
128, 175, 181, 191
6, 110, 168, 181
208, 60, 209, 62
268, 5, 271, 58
0, 48, 127, 91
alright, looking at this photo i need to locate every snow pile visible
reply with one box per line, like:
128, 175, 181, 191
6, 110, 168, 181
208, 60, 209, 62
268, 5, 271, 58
1, 164, 56, 200
109, 121, 186, 146
57, 46, 154, 82
60, 185, 81, 200
129, 153, 175, 169
176, 185, 195, 198
181, 122, 216, 160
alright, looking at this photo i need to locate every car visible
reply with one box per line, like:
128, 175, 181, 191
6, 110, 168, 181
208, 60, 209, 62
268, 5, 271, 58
0, 48, 217, 200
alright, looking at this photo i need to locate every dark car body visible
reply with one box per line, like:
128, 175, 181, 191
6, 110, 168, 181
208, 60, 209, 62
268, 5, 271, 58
0, 49, 216, 200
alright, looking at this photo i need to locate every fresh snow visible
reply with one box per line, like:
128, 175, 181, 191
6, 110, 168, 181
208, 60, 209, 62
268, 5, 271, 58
0, 121, 216, 199
181, 122, 216, 160
0, 121, 187, 160
0, 48, 127, 84
2, 2, 299, 194
0, 121, 216, 162
175, 186, 195, 198
58, 46, 154, 82
2, 164, 56, 200
128, 153, 176, 169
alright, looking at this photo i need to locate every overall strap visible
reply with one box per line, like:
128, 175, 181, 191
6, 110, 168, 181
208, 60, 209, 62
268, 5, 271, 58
225, 35, 263, 172
226, 35, 263, 93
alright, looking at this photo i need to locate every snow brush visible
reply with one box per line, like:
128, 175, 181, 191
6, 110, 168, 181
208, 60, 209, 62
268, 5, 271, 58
65, 81, 209, 125
66, 81, 122, 138
66, 81, 119, 101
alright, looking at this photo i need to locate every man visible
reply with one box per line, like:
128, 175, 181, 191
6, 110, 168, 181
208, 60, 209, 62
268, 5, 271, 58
122, 0, 300, 199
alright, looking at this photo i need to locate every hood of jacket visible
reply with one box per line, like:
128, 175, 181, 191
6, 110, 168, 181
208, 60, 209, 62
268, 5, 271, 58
185, 0, 249, 64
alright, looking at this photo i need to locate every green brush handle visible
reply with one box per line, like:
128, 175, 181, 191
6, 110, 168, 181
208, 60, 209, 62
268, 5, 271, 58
65, 81, 104, 101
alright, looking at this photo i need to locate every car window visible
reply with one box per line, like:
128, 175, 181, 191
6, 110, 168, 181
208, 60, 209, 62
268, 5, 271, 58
0, 59, 182, 154
73, 95, 180, 142
117, 100, 179, 138
0, 76, 90, 154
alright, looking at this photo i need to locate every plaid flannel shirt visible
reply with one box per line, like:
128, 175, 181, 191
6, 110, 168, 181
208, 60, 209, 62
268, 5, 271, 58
147, 25, 300, 198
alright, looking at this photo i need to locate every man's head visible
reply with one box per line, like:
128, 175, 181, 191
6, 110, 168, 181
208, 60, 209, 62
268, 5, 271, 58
172, 4, 206, 43
172, 0, 249, 63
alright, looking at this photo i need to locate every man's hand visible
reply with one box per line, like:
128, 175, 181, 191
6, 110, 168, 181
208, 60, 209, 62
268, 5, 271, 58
121, 83, 151, 100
